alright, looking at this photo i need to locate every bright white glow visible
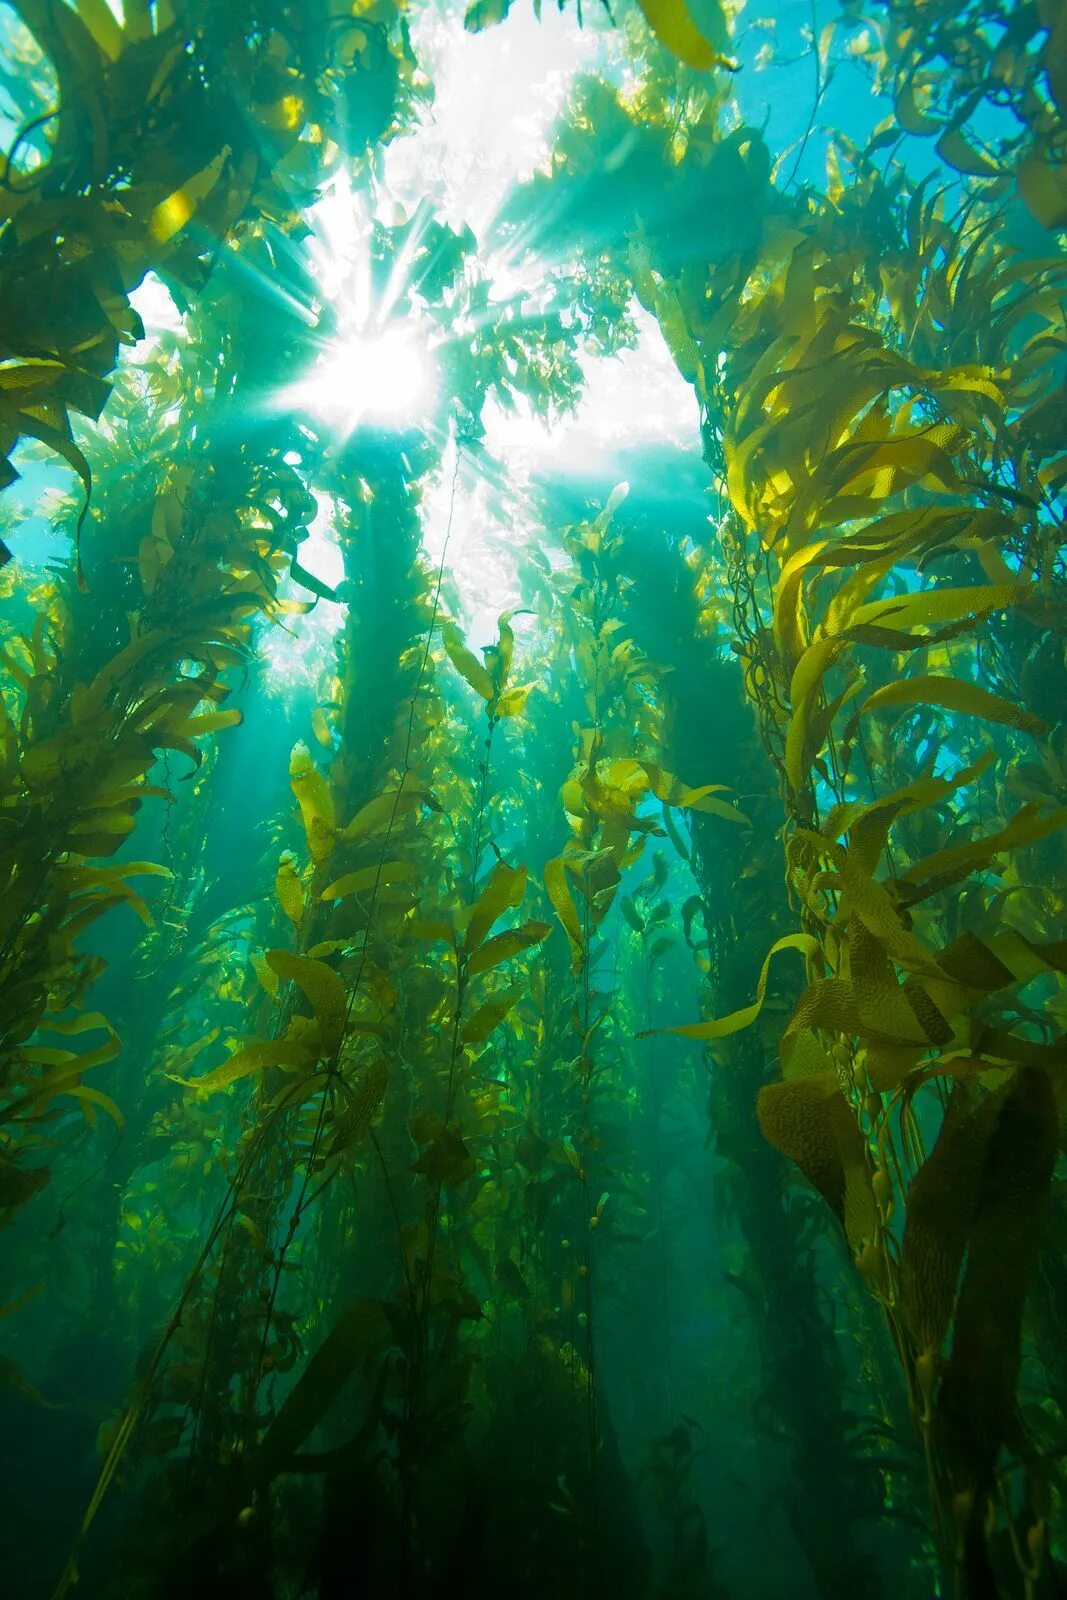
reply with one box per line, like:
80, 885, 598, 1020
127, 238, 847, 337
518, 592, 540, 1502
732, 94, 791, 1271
422, 438, 526, 647
481, 248, 552, 306
275, 173, 439, 437
304, 175, 373, 326
129, 273, 184, 341
483, 304, 698, 478
262, 495, 345, 691
262, 11, 702, 684
418, 306, 702, 639
386, 5, 603, 238
300, 495, 346, 593
300, 529, 346, 594
284, 327, 433, 434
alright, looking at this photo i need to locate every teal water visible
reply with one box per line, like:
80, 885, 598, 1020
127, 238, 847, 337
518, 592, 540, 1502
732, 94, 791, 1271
1, 2, 1065, 1596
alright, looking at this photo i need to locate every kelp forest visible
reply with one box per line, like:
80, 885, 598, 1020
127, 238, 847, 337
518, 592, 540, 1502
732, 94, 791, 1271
0, 0, 1065, 1595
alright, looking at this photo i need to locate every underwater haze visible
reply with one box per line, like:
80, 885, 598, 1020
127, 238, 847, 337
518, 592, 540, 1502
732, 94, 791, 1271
1, 0, 1066, 1596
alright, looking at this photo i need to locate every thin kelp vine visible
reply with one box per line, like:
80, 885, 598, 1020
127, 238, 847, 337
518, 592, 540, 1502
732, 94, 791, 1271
1, 2, 1065, 1598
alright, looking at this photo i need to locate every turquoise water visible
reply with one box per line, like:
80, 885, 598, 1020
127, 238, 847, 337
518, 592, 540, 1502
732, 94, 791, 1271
1, 2, 1065, 1596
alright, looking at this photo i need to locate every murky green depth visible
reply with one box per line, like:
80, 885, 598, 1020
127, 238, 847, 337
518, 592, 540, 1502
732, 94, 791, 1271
1, 1, 1065, 1597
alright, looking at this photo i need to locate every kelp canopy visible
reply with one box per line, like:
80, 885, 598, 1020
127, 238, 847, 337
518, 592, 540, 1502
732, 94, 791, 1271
0, 0, 1065, 1596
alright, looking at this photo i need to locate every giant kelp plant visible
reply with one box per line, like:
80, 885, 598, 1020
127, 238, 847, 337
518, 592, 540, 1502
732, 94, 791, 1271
0, 1, 1064, 1597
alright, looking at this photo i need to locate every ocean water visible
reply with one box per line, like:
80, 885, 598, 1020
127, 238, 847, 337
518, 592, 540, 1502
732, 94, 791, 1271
1, 2, 1064, 1596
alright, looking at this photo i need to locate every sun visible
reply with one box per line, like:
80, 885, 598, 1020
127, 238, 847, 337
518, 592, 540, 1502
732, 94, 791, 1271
288, 326, 433, 434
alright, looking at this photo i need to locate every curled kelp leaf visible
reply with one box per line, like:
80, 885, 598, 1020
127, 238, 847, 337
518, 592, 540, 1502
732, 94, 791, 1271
265, 951, 348, 1057
464, 862, 527, 954
649, 934, 818, 1041
756, 1075, 877, 1258
290, 742, 336, 865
